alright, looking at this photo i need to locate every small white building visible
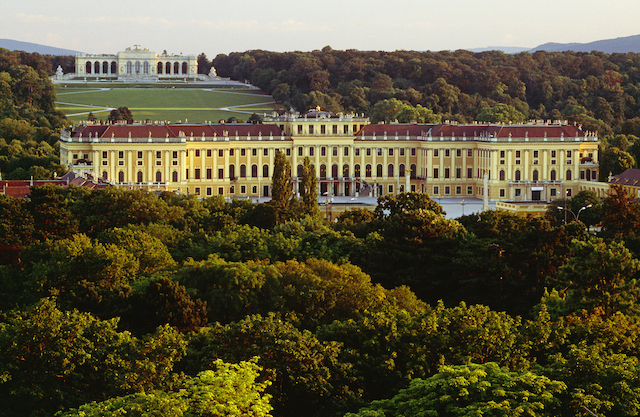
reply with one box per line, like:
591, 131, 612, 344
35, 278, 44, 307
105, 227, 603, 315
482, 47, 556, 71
74, 45, 198, 81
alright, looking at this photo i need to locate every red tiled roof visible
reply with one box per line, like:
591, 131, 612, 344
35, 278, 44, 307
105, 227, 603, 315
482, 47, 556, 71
0, 173, 111, 199
0, 180, 65, 198
360, 123, 586, 138
73, 123, 284, 138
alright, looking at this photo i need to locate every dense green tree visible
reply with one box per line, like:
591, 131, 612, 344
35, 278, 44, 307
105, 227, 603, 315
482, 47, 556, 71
120, 277, 208, 335
0, 298, 187, 416
346, 362, 565, 417
28, 184, 77, 240
599, 146, 635, 178
553, 238, 640, 315
299, 156, 318, 214
476, 103, 527, 123
58, 359, 273, 417
107, 106, 134, 124
374, 192, 444, 217
184, 314, 355, 417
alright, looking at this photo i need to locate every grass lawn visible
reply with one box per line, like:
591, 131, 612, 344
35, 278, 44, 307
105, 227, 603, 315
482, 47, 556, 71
55, 83, 276, 124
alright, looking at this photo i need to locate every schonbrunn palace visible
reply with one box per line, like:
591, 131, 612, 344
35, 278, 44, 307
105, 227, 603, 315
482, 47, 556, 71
60, 108, 601, 202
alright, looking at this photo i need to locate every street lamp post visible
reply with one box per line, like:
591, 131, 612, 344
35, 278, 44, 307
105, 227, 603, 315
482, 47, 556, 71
557, 203, 593, 222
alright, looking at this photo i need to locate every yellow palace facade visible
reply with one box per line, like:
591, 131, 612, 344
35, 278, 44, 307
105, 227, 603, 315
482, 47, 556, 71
59, 109, 600, 201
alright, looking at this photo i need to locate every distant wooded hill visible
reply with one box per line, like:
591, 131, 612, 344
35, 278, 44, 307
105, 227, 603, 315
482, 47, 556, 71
471, 34, 640, 54
0, 39, 81, 56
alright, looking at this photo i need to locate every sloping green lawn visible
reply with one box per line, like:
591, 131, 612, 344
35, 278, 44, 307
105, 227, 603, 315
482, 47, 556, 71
55, 85, 276, 123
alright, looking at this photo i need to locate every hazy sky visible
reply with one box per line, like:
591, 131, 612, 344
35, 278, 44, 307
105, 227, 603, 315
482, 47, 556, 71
2, 0, 638, 56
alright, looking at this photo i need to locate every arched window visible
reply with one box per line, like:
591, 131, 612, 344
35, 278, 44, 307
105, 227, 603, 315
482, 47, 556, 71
137, 171, 143, 183
156, 171, 162, 182
182, 62, 188, 74
500, 170, 505, 181
366, 164, 372, 178
533, 169, 539, 181
229, 164, 235, 179
343, 164, 349, 177
134, 61, 141, 74
172, 171, 178, 182
94, 61, 100, 74
377, 164, 383, 177
127, 61, 133, 74
251, 164, 258, 178
566, 169, 572, 181
355, 164, 361, 177
157, 62, 163, 74
166, 62, 172, 74
551, 170, 556, 181
410, 164, 417, 179
110, 61, 117, 74
102, 171, 108, 180
240, 164, 247, 178
118, 171, 125, 183
263, 164, 269, 178
102, 61, 108, 74
515, 170, 521, 181
332, 164, 338, 178
297, 164, 303, 178
174, 62, 180, 74
320, 164, 327, 179
86, 62, 92, 74
143, 61, 150, 74
399, 164, 405, 177
388, 164, 394, 177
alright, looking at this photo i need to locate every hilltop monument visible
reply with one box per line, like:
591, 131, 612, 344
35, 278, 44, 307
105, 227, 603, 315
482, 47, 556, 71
74, 45, 198, 81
